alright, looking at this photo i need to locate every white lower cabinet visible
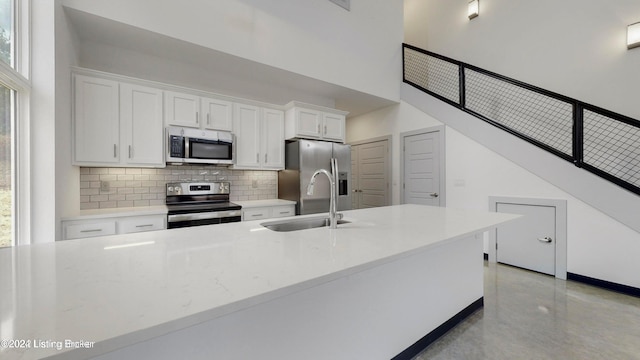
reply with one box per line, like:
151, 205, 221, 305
62, 214, 166, 240
65, 221, 117, 240
242, 205, 295, 221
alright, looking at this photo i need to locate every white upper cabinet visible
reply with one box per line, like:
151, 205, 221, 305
73, 73, 165, 167
164, 91, 201, 128
284, 101, 348, 143
233, 104, 284, 170
262, 108, 285, 170
165, 91, 233, 131
120, 83, 164, 166
202, 97, 233, 131
74, 75, 121, 165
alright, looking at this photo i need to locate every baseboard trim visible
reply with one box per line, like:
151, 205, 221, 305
567, 272, 640, 298
392, 297, 484, 360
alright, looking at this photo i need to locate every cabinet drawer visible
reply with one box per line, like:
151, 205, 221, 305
270, 206, 295, 218
243, 208, 271, 221
65, 221, 117, 240
119, 216, 166, 234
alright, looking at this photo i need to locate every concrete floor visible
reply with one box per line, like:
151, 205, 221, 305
413, 262, 640, 360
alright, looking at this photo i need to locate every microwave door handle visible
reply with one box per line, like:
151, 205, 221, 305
184, 137, 190, 159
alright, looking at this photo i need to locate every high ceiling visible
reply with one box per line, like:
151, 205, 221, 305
64, 7, 397, 117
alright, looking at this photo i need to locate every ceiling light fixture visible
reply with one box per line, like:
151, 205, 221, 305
468, 0, 479, 20
628, 22, 640, 49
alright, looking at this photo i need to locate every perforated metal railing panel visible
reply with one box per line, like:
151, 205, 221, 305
402, 43, 640, 196
403, 47, 459, 104
465, 69, 574, 156
583, 110, 640, 189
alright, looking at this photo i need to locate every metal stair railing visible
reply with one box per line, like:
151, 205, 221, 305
403, 43, 640, 196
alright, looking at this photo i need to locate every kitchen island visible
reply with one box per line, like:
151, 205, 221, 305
0, 204, 517, 360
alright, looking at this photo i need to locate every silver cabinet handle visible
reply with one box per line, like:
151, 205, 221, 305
279, 211, 289, 214
129, 145, 132, 159
251, 214, 264, 217
256, 153, 259, 163
538, 237, 553, 243
135, 224, 154, 228
196, 112, 199, 124
265, 153, 268, 163
324, 125, 327, 135
429, 193, 439, 198
113, 144, 117, 158
81, 229, 103, 233
317, 124, 320, 134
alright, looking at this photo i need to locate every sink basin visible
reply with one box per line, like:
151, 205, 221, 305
261, 216, 350, 232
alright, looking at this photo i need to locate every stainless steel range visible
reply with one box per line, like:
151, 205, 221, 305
165, 182, 242, 229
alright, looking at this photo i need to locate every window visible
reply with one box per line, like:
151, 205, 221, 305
0, 0, 28, 248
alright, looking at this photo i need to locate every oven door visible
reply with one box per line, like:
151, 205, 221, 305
187, 136, 233, 165
167, 210, 242, 229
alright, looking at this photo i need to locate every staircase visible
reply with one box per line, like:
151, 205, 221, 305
402, 43, 640, 233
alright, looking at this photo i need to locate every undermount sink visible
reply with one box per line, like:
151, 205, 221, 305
261, 216, 350, 232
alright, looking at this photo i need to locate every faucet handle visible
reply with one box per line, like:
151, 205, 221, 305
336, 212, 344, 220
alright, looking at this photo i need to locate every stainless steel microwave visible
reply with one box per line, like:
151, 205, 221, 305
166, 126, 234, 165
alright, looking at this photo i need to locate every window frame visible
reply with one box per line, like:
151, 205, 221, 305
0, 0, 30, 246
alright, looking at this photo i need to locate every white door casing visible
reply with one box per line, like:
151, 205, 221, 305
489, 196, 567, 280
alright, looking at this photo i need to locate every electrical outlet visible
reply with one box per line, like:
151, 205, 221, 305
100, 181, 110, 192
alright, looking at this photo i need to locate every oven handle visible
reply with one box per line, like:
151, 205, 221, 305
168, 210, 242, 223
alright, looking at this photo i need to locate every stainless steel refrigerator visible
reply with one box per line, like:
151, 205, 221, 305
278, 140, 351, 215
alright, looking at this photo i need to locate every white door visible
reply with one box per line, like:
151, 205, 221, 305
164, 91, 200, 128
496, 203, 556, 276
295, 108, 322, 138
120, 83, 164, 166
233, 103, 261, 168
403, 132, 441, 206
351, 139, 390, 209
74, 75, 120, 164
201, 97, 233, 131
322, 113, 345, 141
262, 108, 285, 170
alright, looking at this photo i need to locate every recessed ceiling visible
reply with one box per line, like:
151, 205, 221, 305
64, 7, 396, 117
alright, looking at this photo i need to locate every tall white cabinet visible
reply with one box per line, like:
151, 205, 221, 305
233, 104, 284, 170
73, 74, 164, 167
74, 75, 121, 164
120, 83, 164, 166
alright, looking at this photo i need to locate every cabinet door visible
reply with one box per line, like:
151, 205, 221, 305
233, 103, 261, 168
118, 215, 166, 234
295, 108, 322, 138
243, 207, 271, 221
202, 97, 233, 131
120, 83, 164, 166
262, 109, 285, 170
164, 91, 200, 128
74, 75, 120, 164
322, 113, 345, 141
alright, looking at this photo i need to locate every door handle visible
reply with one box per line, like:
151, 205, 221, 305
537, 237, 553, 243
429, 193, 439, 198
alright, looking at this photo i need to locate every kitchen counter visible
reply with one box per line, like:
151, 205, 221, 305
0, 204, 517, 360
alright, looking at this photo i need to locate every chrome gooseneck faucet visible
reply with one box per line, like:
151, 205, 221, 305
306, 158, 340, 229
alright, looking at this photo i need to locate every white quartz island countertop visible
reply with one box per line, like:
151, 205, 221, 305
0, 204, 518, 360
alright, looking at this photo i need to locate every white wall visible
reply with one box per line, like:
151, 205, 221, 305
347, 101, 640, 289
61, 0, 403, 103
30, 1, 58, 243
55, 1, 81, 240
404, 0, 640, 120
